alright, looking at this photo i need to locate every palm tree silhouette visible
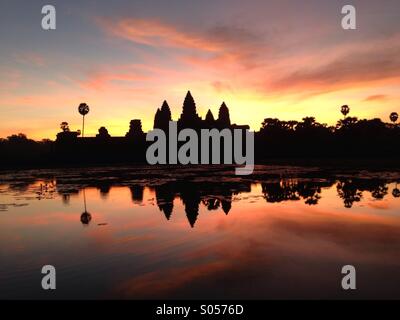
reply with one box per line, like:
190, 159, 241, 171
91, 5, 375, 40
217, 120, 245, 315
390, 112, 398, 124
78, 103, 90, 137
80, 188, 92, 225
341, 105, 350, 118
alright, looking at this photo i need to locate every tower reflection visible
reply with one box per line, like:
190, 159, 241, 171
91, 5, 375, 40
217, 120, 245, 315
49, 177, 400, 227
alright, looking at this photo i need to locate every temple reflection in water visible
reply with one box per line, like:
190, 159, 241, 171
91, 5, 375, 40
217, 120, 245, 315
2, 168, 400, 227
41, 177, 400, 227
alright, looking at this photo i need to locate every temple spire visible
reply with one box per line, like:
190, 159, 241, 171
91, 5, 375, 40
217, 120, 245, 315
218, 102, 231, 128
178, 90, 201, 128
154, 100, 172, 131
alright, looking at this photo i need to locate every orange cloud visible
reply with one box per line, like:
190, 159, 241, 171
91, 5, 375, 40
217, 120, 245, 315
363, 94, 388, 102
99, 18, 222, 51
81, 69, 150, 91
266, 35, 400, 96
99, 17, 267, 69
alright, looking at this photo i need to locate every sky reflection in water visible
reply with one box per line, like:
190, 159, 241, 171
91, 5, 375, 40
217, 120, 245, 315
0, 166, 400, 299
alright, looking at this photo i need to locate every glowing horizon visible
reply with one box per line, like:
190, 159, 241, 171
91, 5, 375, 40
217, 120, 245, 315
1, 0, 400, 140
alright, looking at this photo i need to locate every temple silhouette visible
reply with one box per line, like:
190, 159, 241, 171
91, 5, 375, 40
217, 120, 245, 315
51, 91, 249, 164
1, 90, 400, 167
57, 91, 248, 141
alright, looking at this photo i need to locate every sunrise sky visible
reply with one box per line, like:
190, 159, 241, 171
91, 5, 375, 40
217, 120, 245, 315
0, 0, 399, 139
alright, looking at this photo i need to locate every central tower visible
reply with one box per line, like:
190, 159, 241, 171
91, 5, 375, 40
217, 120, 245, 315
178, 91, 202, 129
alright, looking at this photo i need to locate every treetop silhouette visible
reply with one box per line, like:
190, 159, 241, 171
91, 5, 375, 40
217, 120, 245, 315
78, 103, 90, 138
341, 105, 350, 118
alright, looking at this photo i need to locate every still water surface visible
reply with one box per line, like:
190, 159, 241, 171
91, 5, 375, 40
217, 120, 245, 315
0, 165, 400, 299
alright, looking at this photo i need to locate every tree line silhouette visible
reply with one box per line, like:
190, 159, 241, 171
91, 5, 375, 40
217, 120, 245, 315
1, 91, 399, 167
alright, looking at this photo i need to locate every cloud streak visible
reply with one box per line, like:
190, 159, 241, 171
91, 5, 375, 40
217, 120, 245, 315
269, 45, 400, 94
363, 94, 388, 102
99, 18, 222, 51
